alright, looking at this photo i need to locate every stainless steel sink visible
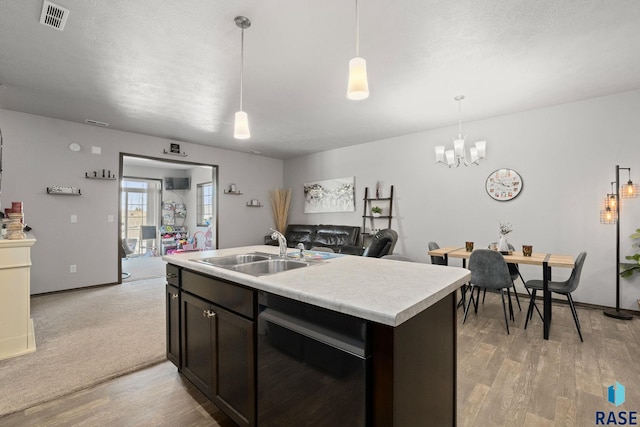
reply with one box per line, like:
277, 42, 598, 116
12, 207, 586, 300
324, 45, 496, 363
195, 253, 270, 266
231, 259, 310, 276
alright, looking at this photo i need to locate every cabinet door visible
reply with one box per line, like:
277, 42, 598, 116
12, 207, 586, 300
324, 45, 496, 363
214, 307, 256, 427
181, 292, 215, 399
166, 284, 180, 367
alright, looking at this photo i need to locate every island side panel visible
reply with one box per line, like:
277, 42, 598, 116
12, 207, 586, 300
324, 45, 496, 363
372, 292, 456, 427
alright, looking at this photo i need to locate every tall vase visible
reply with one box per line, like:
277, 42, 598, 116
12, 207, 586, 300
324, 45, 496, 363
498, 234, 509, 252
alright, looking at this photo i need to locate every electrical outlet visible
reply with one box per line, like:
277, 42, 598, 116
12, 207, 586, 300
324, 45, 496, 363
71, 214, 77, 223
70, 265, 76, 273
108, 214, 114, 222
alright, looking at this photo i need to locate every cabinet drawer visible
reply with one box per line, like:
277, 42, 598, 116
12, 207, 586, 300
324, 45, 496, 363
182, 270, 255, 319
166, 264, 180, 286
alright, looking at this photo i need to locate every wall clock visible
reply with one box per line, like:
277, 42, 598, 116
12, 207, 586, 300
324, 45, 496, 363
485, 168, 523, 201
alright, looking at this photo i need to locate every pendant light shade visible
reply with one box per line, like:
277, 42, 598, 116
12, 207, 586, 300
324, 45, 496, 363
234, 111, 250, 139
622, 181, 639, 198
234, 16, 251, 140
347, 0, 369, 100
347, 57, 369, 100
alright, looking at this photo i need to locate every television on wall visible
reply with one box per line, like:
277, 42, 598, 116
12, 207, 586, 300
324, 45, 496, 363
164, 177, 191, 190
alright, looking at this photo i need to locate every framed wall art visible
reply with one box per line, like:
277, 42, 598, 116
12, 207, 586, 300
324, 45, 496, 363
303, 176, 355, 213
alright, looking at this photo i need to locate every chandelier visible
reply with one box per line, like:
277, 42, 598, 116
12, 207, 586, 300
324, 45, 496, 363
435, 95, 486, 167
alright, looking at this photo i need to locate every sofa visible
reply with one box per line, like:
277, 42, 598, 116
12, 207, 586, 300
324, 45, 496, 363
265, 224, 362, 255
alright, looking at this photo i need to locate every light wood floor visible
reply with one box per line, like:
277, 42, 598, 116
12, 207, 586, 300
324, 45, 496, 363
1, 292, 638, 427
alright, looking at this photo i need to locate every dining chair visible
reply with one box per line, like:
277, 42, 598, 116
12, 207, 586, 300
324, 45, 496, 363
429, 241, 467, 309
487, 242, 523, 311
524, 252, 587, 342
428, 241, 447, 265
463, 249, 515, 334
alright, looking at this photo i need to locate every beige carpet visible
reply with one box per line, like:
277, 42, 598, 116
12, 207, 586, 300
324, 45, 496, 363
0, 277, 166, 416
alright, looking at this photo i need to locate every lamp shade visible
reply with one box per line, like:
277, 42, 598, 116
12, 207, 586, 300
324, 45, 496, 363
234, 111, 250, 139
621, 181, 639, 198
600, 208, 617, 224
469, 147, 478, 163
445, 150, 455, 166
453, 139, 465, 157
347, 57, 369, 100
435, 146, 445, 163
475, 141, 486, 159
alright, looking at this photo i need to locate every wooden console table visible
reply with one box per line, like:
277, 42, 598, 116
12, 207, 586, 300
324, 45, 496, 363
0, 235, 36, 361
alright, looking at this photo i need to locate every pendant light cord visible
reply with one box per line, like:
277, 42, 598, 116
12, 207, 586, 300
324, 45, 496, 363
458, 98, 462, 137
355, 0, 360, 57
240, 28, 244, 111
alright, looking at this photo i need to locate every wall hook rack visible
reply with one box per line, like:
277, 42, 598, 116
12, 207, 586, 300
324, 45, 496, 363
163, 149, 188, 157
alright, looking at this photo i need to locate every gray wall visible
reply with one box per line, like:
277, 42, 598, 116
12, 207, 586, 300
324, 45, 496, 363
0, 109, 283, 294
284, 90, 640, 310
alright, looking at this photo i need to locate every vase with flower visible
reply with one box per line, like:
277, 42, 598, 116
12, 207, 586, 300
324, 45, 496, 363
498, 222, 512, 253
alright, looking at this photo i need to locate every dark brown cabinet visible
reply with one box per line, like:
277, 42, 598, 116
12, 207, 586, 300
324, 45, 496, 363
177, 269, 256, 427
166, 284, 180, 368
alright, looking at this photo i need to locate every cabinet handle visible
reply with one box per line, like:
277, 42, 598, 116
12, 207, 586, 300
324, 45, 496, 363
166, 273, 177, 279
171, 293, 178, 300
203, 309, 216, 318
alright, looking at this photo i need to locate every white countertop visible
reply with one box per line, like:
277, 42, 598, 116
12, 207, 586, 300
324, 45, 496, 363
163, 245, 470, 327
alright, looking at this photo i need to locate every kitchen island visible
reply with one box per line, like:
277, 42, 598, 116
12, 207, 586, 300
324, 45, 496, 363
164, 245, 469, 427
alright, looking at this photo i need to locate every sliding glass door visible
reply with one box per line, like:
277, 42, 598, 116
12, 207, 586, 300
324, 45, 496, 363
121, 178, 162, 256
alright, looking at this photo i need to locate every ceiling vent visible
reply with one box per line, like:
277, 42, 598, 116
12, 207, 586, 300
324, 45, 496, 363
84, 119, 109, 127
39, 1, 69, 31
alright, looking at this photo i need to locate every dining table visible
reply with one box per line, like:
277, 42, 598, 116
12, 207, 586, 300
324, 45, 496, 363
427, 246, 575, 340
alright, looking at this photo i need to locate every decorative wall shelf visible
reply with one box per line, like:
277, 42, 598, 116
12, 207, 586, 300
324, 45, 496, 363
85, 175, 116, 180
85, 170, 115, 180
47, 187, 81, 195
361, 185, 394, 245
224, 190, 243, 195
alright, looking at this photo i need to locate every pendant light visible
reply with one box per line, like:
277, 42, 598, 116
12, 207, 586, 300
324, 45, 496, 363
347, 0, 369, 100
234, 16, 251, 140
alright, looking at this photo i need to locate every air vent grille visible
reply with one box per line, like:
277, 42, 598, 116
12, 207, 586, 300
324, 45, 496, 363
40, 1, 69, 31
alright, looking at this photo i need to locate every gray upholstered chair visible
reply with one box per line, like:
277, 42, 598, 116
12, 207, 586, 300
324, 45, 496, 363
464, 249, 515, 334
524, 252, 587, 342
428, 241, 447, 265
381, 254, 413, 262
362, 229, 398, 258
429, 241, 468, 308
486, 242, 523, 311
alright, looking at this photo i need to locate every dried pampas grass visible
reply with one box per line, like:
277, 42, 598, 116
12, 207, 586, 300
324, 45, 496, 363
269, 188, 291, 233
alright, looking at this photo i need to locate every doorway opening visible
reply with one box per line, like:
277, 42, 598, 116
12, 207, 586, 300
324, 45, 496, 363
119, 154, 218, 282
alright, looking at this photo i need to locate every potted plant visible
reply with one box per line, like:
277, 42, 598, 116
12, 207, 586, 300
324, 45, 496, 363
371, 206, 382, 217
620, 228, 640, 279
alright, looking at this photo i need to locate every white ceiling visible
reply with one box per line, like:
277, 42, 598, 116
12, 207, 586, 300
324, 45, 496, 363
1, 1, 639, 159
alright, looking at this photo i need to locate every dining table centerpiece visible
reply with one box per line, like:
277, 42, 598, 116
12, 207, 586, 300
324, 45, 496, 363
498, 222, 512, 253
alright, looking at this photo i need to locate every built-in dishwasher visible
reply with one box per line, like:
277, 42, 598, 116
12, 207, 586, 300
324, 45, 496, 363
257, 292, 371, 426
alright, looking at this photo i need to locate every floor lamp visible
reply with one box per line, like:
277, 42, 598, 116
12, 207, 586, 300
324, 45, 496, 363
602, 165, 637, 320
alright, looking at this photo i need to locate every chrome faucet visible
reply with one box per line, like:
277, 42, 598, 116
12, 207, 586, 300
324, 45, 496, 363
270, 228, 287, 258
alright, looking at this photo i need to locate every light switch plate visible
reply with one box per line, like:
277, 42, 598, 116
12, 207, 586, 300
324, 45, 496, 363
71, 214, 77, 223
91, 146, 101, 154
